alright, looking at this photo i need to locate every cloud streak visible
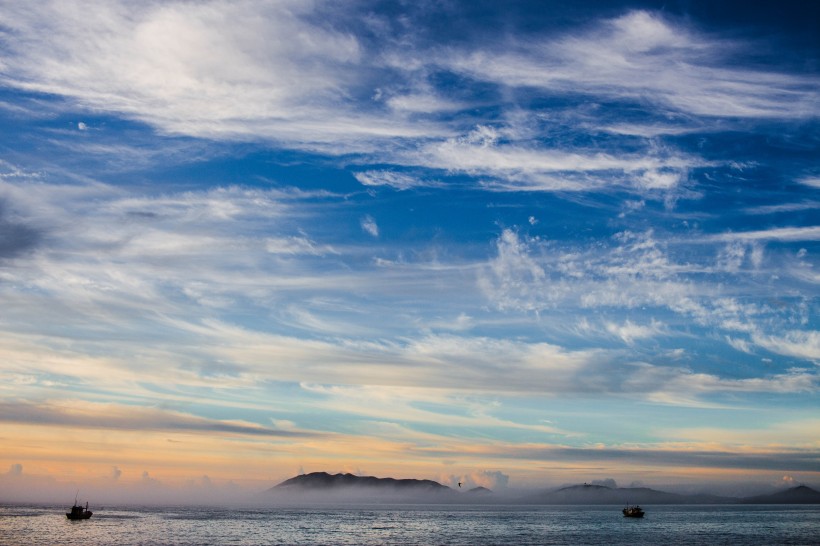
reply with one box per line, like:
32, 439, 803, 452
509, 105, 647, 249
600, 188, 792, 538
441, 11, 819, 119
0, 399, 317, 438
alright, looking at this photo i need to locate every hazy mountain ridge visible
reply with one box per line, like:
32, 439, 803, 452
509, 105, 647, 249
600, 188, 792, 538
268, 473, 820, 505
531, 483, 820, 505
527, 483, 735, 505
741, 485, 820, 504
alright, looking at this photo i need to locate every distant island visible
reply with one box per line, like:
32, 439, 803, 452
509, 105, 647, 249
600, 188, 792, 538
266, 472, 820, 505
268, 472, 457, 503
525, 483, 732, 505
740, 485, 820, 504
273, 472, 451, 494
532, 483, 820, 505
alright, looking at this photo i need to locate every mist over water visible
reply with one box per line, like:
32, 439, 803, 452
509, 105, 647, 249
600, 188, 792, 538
3, 470, 818, 508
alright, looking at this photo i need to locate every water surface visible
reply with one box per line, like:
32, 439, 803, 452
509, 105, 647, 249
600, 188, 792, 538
1, 503, 817, 545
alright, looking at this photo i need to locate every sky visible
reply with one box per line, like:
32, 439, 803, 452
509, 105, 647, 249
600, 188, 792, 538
0, 0, 818, 503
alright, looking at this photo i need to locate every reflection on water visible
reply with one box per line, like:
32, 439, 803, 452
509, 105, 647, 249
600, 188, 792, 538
1, 503, 818, 545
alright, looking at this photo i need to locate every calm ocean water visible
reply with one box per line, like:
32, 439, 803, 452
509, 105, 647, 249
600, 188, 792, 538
1, 503, 818, 545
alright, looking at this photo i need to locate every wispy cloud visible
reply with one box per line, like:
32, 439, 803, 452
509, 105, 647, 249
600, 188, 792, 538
395, 125, 699, 193
479, 228, 817, 364
0, 0, 446, 151
441, 11, 819, 119
706, 226, 820, 243
752, 331, 820, 362
354, 170, 438, 191
2, 171, 814, 403
266, 235, 339, 256
605, 319, 666, 345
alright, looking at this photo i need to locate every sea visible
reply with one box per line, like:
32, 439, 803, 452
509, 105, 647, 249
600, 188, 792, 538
0, 503, 818, 545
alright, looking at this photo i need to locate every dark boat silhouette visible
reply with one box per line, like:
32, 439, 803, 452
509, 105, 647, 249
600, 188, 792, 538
66, 497, 93, 520
622, 504, 645, 518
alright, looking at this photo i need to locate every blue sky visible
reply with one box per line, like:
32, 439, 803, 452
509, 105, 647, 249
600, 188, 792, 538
0, 0, 818, 499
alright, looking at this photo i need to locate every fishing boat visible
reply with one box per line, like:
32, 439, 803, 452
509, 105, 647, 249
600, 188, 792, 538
66, 498, 93, 520
622, 504, 645, 518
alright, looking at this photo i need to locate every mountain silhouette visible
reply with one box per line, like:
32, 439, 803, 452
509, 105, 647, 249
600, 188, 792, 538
266, 472, 458, 503
526, 483, 734, 505
272, 472, 451, 493
741, 485, 820, 504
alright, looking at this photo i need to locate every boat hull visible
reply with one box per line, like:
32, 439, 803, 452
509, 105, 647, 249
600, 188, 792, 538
622, 507, 645, 518
66, 503, 93, 520
66, 512, 92, 520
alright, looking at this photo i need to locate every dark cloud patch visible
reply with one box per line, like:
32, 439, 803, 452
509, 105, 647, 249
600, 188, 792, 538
414, 444, 820, 473
545, 446, 820, 473
0, 400, 319, 439
126, 211, 158, 219
0, 202, 41, 259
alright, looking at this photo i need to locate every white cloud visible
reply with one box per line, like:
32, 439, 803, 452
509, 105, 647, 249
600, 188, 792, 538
602, 123, 697, 137
385, 93, 463, 114
744, 202, 820, 215
605, 319, 665, 345
478, 229, 553, 312
591, 478, 617, 488
717, 242, 763, 273
726, 336, 754, 355
477, 227, 816, 366
266, 235, 338, 256
752, 331, 820, 362
354, 170, 435, 191
618, 199, 646, 218
638, 169, 684, 190
406, 126, 698, 193
428, 313, 474, 332
0, 0, 443, 151
360, 215, 379, 237
797, 177, 820, 189
440, 470, 509, 491
707, 226, 820, 243
141, 471, 160, 486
